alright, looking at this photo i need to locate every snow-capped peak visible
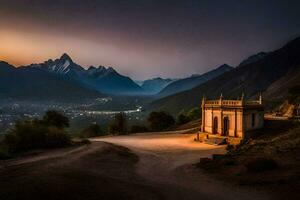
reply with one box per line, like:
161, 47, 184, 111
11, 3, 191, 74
60, 53, 73, 63
88, 66, 97, 71
29, 53, 120, 77
63, 59, 70, 69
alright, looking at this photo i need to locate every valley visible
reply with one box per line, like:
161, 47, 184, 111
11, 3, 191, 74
1, 36, 300, 139
0, 97, 148, 134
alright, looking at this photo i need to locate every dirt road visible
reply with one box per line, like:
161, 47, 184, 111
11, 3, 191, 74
92, 133, 270, 200
0, 142, 163, 200
0, 132, 271, 200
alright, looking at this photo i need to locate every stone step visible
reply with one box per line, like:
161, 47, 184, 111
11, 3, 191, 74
204, 137, 227, 145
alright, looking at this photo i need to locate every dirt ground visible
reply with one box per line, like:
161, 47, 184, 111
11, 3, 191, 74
0, 132, 272, 200
93, 133, 270, 200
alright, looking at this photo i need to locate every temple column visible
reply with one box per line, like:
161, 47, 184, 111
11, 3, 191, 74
201, 97, 206, 132
219, 94, 223, 136
199, 97, 206, 141
241, 110, 245, 139
211, 108, 213, 133
220, 109, 223, 136
234, 109, 237, 137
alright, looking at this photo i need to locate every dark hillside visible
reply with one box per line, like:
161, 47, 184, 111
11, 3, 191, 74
148, 37, 300, 114
0, 62, 102, 102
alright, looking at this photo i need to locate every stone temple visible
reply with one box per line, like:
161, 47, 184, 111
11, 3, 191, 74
199, 94, 264, 144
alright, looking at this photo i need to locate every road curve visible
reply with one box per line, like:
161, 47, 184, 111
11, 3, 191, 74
92, 132, 270, 200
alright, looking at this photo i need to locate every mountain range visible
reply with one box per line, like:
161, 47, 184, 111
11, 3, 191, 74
28, 54, 143, 95
140, 78, 174, 94
157, 64, 233, 98
148, 36, 300, 114
0, 61, 101, 101
1, 36, 299, 110
1, 53, 231, 99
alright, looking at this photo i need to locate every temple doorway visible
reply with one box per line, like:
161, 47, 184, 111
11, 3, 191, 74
223, 117, 229, 136
213, 117, 218, 134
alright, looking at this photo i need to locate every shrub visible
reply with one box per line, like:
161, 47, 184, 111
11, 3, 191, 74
0, 145, 11, 159
246, 157, 278, 173
43, 110, 69, 128
4, 120, 48, 152
45, 127, 71, 148
148, 111, 175, 131
226, 144, 235, 152
80, 124, 103, 138
108, 112, 127, 134
130, 125, 148, 133
176, 113, 190, 125
81, 138, 91, 145
108, 123, 118, 134
3, 111, 71, 154
187, 107, 201, 120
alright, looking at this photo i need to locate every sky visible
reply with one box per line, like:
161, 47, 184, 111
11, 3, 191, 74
0, 0, 300, 80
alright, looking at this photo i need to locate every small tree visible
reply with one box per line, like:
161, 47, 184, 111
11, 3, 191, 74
148, 111, 175, 131
176, 113, 190, 125
80, 123, 103, 138
43, 110, 69, 129
4, 120, 47, 152
108, 123, 117, 134
46, 127, 70, 148
108, 112, 127, 134
187, 107, 201, 120
3, 111, 71, 154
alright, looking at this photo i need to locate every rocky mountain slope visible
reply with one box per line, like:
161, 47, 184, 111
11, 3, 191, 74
148, 37, 300, 114
140, 77, 174, 94
157, 64, 233, 98
29, 54, 143, 95
0, 61, 102, 101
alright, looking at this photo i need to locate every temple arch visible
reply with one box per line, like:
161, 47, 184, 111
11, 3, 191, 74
213, 117, 218, 134
223, 117, 229, 136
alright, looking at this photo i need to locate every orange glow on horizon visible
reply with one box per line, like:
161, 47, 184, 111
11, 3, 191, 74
0, 28, 185, 79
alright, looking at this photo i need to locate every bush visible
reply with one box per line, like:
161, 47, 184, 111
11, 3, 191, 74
108, 112, 127, 134
226, 144, 235, 152
81, 138, 91, 145
4, 120, 48, 152
148, 111, 175, 131
45, 127, 71, 148
3, 111, 71, 154
0, 145, 11, 159
246, 157, 278, 173
130, 125, 148, 133
43, 110, 69, 128
176, 113, 190, 125
187, 107, 201, 120
108, 123, 118, 134
80, 124, 103, 138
